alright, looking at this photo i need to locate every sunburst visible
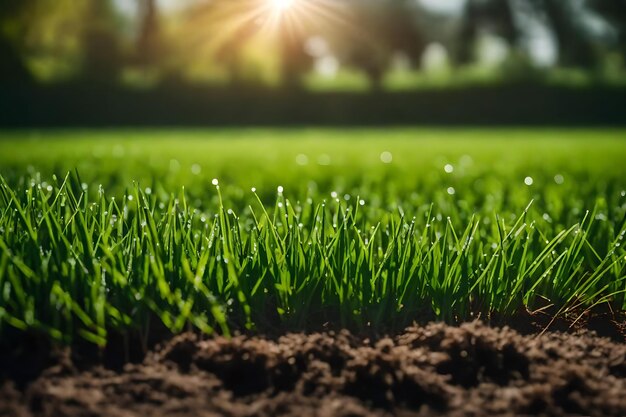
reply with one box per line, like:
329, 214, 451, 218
271, 0, 297, 12
175, 0, 354, 83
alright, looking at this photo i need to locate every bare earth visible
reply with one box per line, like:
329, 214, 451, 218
1, 321, 625, 417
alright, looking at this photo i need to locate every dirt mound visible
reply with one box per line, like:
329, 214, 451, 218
2, 322, 625, 417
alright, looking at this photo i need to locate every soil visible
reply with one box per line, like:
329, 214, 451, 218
1, 321, 625, 417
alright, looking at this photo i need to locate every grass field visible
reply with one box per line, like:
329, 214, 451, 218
0, 128, 625, 346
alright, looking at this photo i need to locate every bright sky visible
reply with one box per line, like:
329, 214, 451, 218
418, 0, 467, 16
113, 0, 194, 17
115, 0, 469, 17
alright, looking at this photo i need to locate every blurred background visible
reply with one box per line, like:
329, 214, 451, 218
1, 0, 625, 126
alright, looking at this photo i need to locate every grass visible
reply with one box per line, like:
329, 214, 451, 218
0, 128, 625, 346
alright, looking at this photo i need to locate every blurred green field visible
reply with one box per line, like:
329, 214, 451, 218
0, 128, 625, 344
1, 128, 625, 193
1, 128, 625, 225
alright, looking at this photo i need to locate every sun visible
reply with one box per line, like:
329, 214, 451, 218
271, 0, 296, 12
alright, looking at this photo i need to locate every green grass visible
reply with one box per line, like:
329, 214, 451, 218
0, 128, 625, 346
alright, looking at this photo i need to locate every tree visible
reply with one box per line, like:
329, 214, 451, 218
336, 0, 425, 90
214, 16, 262, 86
456, 0, 518, 65
539, 0, 598, 68
136, 0, 162, 68
588, 0, 626, 59
0, 0, 34, 85
384, 0, 427, 67
175, 0, 267, 86
277, 23, 311, 88
80, 0, 123, 83
0, 35, 32, 85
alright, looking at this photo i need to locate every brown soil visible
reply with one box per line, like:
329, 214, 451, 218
1, 321, 625, 417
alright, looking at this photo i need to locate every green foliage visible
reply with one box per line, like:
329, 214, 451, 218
0, 129, 625, 345
2, 0, 626, 88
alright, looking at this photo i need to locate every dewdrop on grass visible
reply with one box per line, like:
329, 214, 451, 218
380, 151, 393, 164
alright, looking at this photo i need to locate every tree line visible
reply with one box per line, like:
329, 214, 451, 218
1, 0, 625, 89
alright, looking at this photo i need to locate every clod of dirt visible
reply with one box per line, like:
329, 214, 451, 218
1, 321, 625, 417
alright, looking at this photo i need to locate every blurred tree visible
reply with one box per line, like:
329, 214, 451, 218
0, 0, 88, 84
384, 0, 427, 67
136, 0, 161, 67
0, 33, 32, 85
338, 0, 425, 90
214, 18, 262, 85
80, 0, 123, 83
0, 0, 35, 84
539, 0, 598, 68
177, 0, 267, 85
278, 24, 311, 88
2, 0, 623, 89
456, 0, 519, 65
131, 0, 177, 84
588, 0, 626, 59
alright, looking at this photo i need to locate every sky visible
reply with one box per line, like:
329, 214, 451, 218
418, 0, 466, 16
114, 0, 469, 17
113, 0, 195, 17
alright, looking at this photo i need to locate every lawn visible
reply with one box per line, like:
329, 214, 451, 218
0, 128, 625, 345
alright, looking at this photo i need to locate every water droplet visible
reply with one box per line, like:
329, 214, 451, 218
380, 151, 393, 164
444, 164, 454, 173
212, 178, 219, 186
295, 154, 309, 166
278, 185, 284, 194
460, 154, 473, 166
447, 187, 456, 195
317, 154, 331, 166
524, 176, 534, 186
170, 159, 181, 172
554, 174, 564, 185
